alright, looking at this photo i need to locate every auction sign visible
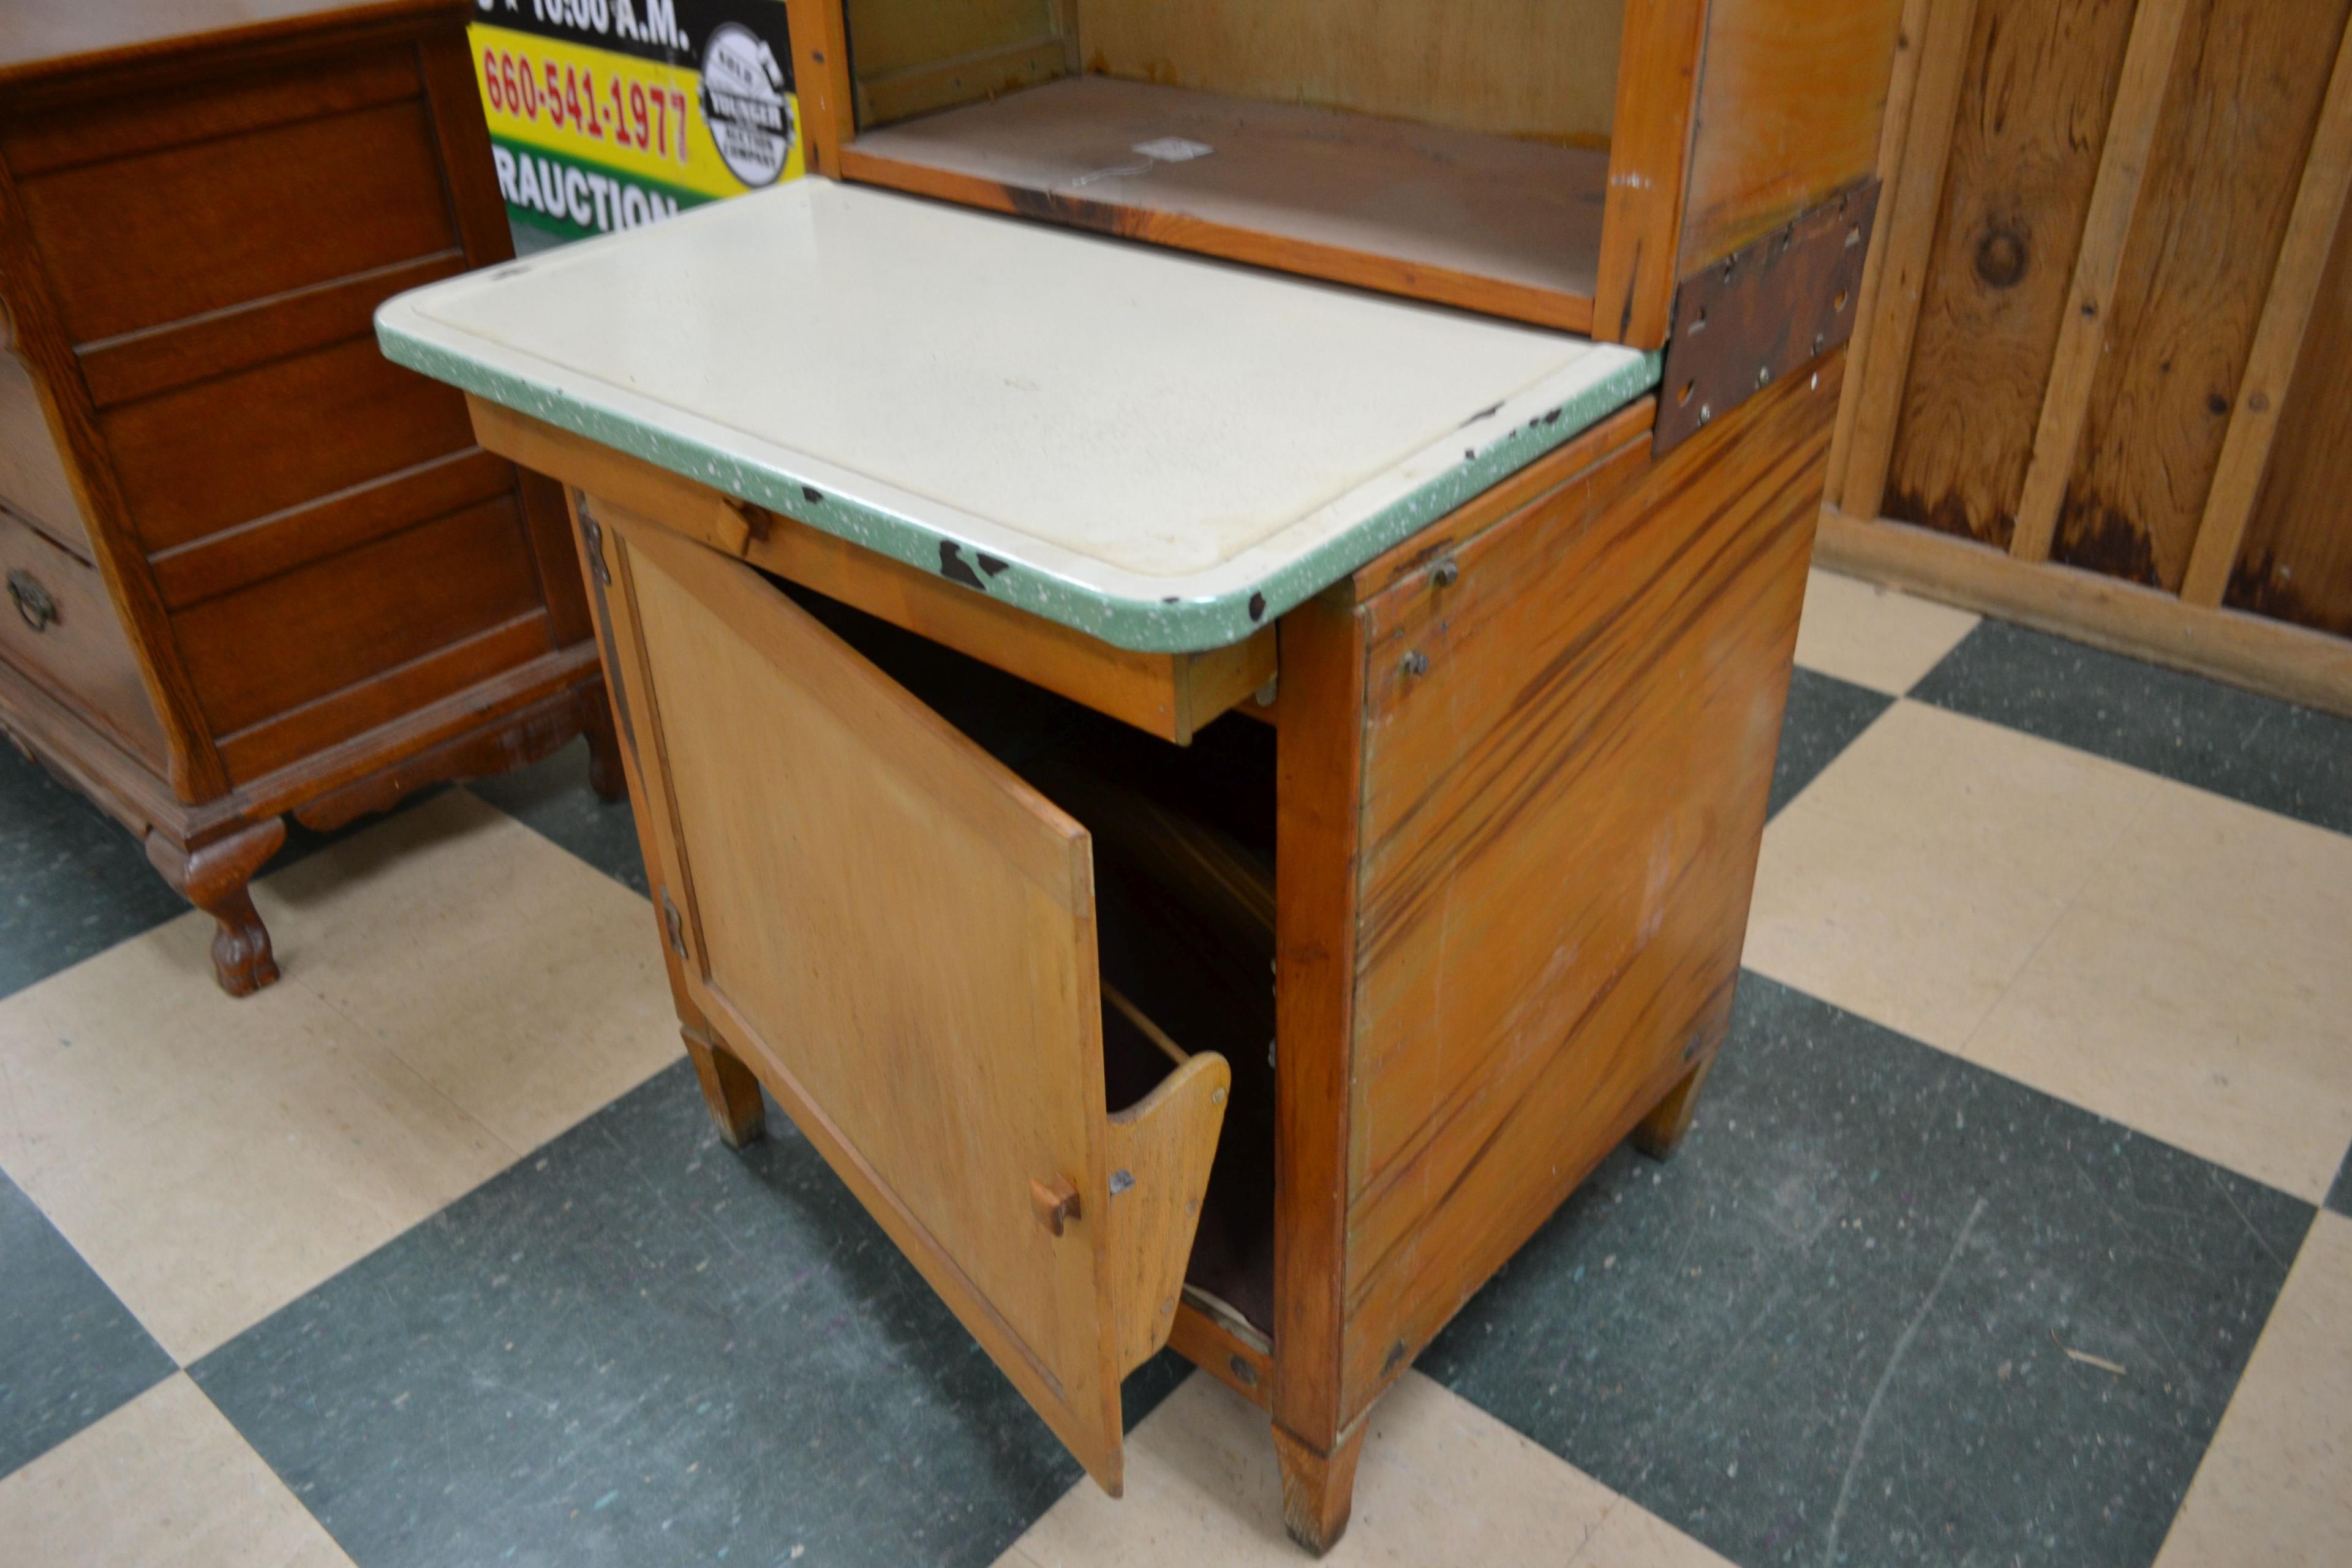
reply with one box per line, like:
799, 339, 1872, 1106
469, 0, 802, 243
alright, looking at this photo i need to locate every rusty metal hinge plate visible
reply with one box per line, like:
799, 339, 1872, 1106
1654, 180, 1882, 456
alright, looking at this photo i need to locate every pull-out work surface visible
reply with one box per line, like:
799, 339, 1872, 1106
377, 179, 1655, 654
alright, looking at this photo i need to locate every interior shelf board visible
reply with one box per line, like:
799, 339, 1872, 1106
842, 75, 1606, 333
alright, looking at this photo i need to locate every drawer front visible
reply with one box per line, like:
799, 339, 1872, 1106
0, 507, 169, 767
0, 350, 91, 558
602, 512, 1227, 1494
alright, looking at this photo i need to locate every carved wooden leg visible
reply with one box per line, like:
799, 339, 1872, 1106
578, 680, 628, 802
145, 817, 288, 997
1632, 1053, 1718, 1160
682, 1025, 766, 1148
1272, 1419, 1368, 1556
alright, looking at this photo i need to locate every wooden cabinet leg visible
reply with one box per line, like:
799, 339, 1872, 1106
145, 817, 288, 997
1632, 1052, 1717, 1161
1272, 1419, 1368, 1556
682, 1025, 766, 1148
578, 679, 628, 802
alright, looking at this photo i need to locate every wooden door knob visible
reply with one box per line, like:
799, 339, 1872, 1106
1030, 1177, 1081, 1237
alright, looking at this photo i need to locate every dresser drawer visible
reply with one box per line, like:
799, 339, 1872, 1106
0, 506, 168, 768
594, 511, 1241, 1492
0, 349, 91, 559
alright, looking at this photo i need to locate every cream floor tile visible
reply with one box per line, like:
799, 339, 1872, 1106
0, 1373, 354, 1568
2077, 778, 2352, 990
1744, 701, 2161, 1050
1000, 1372, 1727, 1568
1792, 568, 1980, 695
1963, 907, 2352, 1200
252, 790, 678, 1157
2155, 1212, 2352, 1567
0, 908, 513, 1362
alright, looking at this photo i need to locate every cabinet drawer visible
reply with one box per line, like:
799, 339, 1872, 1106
0, 349, 90, 558
599, 513, 1236, 1493
470, 400, 1276, 743
0, 506, 168, 768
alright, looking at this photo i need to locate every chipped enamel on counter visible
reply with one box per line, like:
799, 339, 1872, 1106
377, 180, 1656, 654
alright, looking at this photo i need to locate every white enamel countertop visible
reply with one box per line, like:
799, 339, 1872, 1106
379, 179, 1655, 652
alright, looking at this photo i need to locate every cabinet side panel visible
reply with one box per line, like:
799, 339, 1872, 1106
1681, 0, 1904, 264
1337, 355, 1842, 1423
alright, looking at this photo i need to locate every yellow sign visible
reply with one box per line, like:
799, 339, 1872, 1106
467, 0, 801, 241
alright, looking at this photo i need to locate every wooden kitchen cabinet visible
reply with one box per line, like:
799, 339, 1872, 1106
0, 0, 616, 995
378, 0, 1901, 1550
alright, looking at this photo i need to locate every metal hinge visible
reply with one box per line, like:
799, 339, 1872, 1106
1654, 179, 1882, 454
660, 887, 688, 959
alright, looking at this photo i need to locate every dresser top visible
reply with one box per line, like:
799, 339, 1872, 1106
379, 179, 1656, 653
0, 0, 455, 83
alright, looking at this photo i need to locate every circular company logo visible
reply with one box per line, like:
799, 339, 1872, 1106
699, 22, 794, 187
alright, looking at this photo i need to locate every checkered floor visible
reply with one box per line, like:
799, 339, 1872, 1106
4, 570, 2347, 1567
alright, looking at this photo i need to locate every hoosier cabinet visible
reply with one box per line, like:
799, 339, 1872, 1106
379, 0, 1904, 1550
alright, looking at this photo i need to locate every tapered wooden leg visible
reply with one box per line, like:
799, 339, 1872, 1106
1272, 1420, 1367, 1556
1632, 1053, 1717, 1160
145, 817, 288, 997
578, 680, 628, 802
682, 1025, 766, 1148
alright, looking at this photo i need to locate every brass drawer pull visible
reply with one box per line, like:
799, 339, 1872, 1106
7, 569, 55, 632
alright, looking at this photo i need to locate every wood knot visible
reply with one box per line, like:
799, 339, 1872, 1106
1973, 225, 2028, 290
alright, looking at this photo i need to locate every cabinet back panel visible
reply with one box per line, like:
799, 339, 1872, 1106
848, 0, 1064, 77
0, 350, 89, 557
1072, 0, 1624, 147
104, 335, 475, 557
18, 97, 454, 345
171, 493, 545, 741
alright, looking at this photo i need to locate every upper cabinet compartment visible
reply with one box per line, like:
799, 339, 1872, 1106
797, 0, 1627, 334
789, 0, 1903, 350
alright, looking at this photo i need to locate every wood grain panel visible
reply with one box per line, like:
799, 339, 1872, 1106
146, 448, 516, 610
104, 334, 475, 554
619, 522, 1128, 1491
1680, 0, 1905, 263
1072, 0, 1624, 146
1882, 0, 2139, 548
0, 41, 420, 175
1270, 587, 1368, 1455
76, 251, 466, 410
1338, 355, 1841, 1423
2184, 20, 2352, 608
213, 612, 557, 785
2231, 139, 2352, 635
16, 97, 454, 344
2056, 0, 2352, 588
172, 494, 544, 739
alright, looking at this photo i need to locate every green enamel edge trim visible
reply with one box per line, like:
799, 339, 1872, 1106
380, 315, 1660, 654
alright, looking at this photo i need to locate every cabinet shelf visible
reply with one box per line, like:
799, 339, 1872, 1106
842, 75, 1607, 333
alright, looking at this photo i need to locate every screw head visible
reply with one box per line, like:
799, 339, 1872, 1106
1402, 650, 1431, 677
1432, 559, 1460, 588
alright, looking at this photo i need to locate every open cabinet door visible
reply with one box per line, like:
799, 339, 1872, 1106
600, 512, 1227, 1495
